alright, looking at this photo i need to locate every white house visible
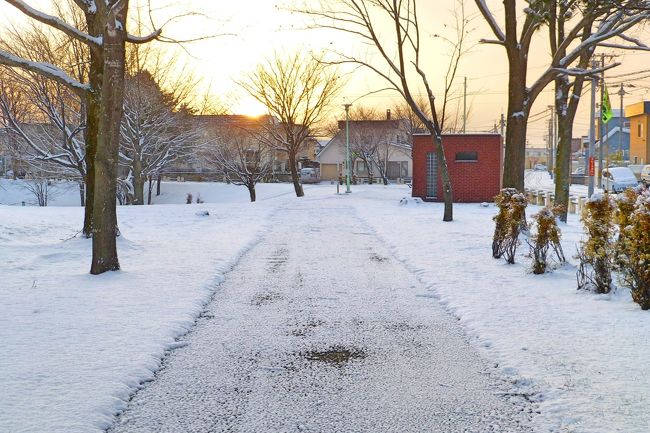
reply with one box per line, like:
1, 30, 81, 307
317, 119, 412, 183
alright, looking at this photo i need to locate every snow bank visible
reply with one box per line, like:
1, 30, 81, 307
0, 196, 280, 432
353, 189, 650, 433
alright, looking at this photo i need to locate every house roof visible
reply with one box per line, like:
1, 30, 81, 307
625, 101, 650, 118
413, 132, 501, 137
193, 114, 275, 131
317, 119, 411, 159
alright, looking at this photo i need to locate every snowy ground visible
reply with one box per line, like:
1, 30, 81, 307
524, 170, 603, 198
2, 179, 650, 432
109, 194, 530, 433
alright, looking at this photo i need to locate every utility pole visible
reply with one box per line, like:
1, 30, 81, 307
588, 75, 596, 198
344, 103, 352, 193
500, 113, 505, 187
463, 76, 467, 133
548, 105, 555, 178
617, 83, 627, 165
597, 54, 604, 188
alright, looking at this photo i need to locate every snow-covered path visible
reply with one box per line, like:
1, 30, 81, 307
109, 195, 530, 433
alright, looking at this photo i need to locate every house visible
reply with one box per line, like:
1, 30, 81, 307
317, 118, 412, 183
411, 133, 502, 203
625, 101, 650, 164
525, 147, 548, 169
192, 114, 318, 181
596, 109, 630, 160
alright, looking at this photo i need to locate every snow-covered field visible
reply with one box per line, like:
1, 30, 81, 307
2, 179, 650, 432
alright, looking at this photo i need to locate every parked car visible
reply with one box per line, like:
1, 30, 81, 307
533, 163, 548, 171
641, 165, 650, 186
628, 164, 644, 180
572, 166, 585, 175
300, 167, 321, 184
601, 167, 639, 193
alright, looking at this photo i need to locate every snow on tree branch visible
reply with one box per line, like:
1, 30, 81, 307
3, 0, 102, 46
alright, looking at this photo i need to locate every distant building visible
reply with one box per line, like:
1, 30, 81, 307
625, 101, 650, 164
525, 147, 548, 169
411, 133, 502, 203
596, 108, 630, 160
191, 114, 319, 181
317, 118, 412, 182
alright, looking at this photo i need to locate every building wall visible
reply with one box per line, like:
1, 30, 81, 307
412, 134, 502, 203
625, 102, 650, 165
317, 137, 412, 181
628, 114, 650, 164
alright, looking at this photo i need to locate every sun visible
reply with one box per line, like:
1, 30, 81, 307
235, 97, 268, 117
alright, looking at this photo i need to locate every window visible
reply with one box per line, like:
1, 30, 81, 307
387, 161, 409, 179
455, 151, 478, 162
638, 123, 643, 138
426, 152, 437, 198
356, 161, 367, 173
635, 156, 639, 164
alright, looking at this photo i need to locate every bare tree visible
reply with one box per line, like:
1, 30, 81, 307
0, 0, 166, 273
303, 0, 458, 220
119, 70, 199, 204
207, 126, 271, 202
239, 51, 342, 198
474, 0, 650, 191
0, 21, 88, 205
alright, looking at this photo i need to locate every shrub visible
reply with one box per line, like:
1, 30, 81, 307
492, 188, 521, 259
618, 190, 650, 309
502, 193, 528, 264
529, 205, 566, 274
614, 187, 641, 268
577, 193, 616, 293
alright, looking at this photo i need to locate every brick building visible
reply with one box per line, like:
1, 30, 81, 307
411, 133, 502, 203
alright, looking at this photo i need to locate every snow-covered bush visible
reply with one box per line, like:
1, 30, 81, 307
614, 188, 640, 269
577, 193, 616, 294
492, 188, 521, 259
529, 205, 565, 274
618, 190, 650, 310
502, 193, 528, 264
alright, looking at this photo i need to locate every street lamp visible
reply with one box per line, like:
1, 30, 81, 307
344, 103, 352, 193
616, 83, 634, 164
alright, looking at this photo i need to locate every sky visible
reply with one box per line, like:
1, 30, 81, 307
3, 0, 650, 145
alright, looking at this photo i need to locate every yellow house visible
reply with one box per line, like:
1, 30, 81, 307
625, 101, 650, 165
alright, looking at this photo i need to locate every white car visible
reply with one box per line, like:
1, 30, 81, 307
640, 165, 650, 186
601, 167, 639, 193
533, 163, 548, 171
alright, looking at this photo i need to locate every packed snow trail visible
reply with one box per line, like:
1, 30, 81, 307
109, 194, 530, 433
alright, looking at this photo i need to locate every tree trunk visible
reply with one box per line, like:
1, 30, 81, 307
431, 133, 453, 221
503, 49, 529, 192
288, 151, 304, 197
79, 182, 85, 206
554, 115, 572, 221
90, 1, 128, 275
554, 75, 586, 222
147, 175, 153, 205
83, 74, 100, 237
156, 174, 161, 196
248, 184, 256, 202
133, 161, 145, 205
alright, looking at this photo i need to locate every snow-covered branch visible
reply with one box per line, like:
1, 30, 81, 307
3, 0, 101, 46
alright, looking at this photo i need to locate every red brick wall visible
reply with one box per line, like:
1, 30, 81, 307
411, 134, 502, 203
